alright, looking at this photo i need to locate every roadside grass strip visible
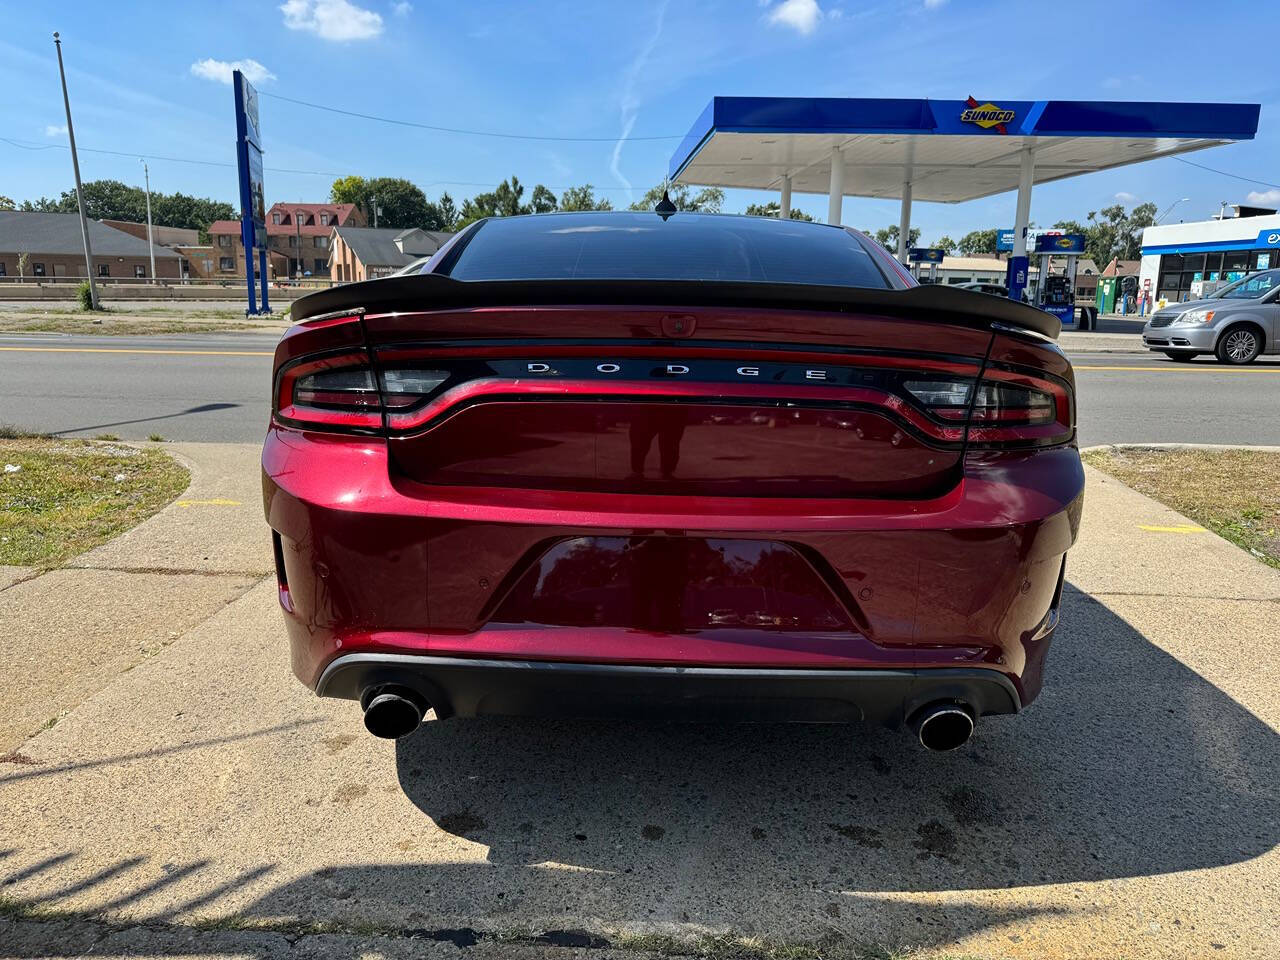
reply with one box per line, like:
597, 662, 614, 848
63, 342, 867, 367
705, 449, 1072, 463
1084, 447, 1280, 569
0, 436, 189, 567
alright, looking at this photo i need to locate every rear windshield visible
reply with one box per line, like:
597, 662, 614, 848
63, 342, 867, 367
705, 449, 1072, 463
445, 212, 895, 289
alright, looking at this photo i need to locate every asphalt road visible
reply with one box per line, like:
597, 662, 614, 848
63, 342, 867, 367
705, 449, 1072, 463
2, 331, 1279, 446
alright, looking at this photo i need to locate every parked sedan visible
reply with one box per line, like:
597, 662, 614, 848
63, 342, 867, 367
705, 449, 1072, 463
957, 281, 1009, 298
264, 211, 1084, 751
1143, 268, 1280, 363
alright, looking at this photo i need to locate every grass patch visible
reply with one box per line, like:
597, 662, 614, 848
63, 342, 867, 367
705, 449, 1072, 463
0, 316, 262, 335
1084, 447, 1280, 568
0, 437, 189, 567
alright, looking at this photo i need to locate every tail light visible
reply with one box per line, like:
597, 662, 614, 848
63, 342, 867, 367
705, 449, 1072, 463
903, 367, 1072, 447
274, 353, 450, 431
275, 353, 382, 430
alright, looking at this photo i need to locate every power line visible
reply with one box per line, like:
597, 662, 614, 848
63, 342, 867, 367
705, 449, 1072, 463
1, 135, 647, 194
257, 90, 682, 143
1172, 156, 1280, 191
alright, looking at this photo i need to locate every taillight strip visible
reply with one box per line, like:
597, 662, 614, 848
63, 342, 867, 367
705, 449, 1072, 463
374, 343, 981, 377
384, 377, 965, 442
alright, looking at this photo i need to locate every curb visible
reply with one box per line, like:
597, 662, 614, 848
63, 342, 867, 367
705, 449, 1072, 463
1081, 442, 1280, 454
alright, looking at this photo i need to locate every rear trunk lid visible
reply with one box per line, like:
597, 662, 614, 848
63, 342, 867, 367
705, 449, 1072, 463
360, 302, 997, 500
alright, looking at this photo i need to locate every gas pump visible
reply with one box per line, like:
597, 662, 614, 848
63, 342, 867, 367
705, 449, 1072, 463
907, 247, 946, 283
1030, 233, 1095, 329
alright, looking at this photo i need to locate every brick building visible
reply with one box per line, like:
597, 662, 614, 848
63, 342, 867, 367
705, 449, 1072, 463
0, 211, 180, 280
207, 203, 365, 280
329, 226, 453, 283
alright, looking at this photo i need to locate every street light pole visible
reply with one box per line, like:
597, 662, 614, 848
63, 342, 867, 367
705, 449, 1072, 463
295, 211, 301, 279
371, 196, 379, 229
53, 31, 99, 310
140, 159, 156, 283
1155, 197, 1191, 224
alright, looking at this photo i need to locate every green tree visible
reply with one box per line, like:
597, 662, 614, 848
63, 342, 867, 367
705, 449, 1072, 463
330, 175, 430, 229
423, 192, 459, 231
743, 201, 814, 221
957, 228, 999, 256
629, 182, 724, 213
934, 235, 957, 254
559, 184, 612, 211
0, 195, 14, 211
530, 184, 558, 214
16, 180, 232, 232
150, 192, 234, 232
871, 224, 921, 252
1078, 202, 1155, 267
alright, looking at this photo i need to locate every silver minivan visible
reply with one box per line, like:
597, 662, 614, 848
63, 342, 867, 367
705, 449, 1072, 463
1142, 268, 1280, 364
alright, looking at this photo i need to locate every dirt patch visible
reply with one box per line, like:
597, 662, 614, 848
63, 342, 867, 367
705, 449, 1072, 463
913, 819, 957, 860
0, 438, 189, 567
1084, 447, 1280, 568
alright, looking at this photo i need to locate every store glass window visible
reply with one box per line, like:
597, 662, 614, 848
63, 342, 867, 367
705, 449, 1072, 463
1224, 251, 1249, 272
33, 263, 46, 276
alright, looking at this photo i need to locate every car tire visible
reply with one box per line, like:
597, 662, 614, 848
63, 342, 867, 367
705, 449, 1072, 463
1215, 325, 1263, 365
1163, 352, 1195, 362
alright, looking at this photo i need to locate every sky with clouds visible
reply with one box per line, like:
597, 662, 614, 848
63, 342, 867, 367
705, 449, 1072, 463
2, 0, 1279, 241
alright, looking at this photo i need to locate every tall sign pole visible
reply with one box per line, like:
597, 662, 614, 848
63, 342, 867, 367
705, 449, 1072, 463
53, 32, 99, 310
233, 69, 269, 314
140, 159, 156, 282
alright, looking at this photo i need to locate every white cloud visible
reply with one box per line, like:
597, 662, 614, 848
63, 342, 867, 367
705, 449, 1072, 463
767, 0, 824, 34
923, 0, 948, 8
1246, 189, 1280, 206
611, 0, 670, 200
1114, 191, 1138, 204
392, 0, 412, 15
280, 0, 384, 41
190, 57, 276, 85
44, 123, 67, 137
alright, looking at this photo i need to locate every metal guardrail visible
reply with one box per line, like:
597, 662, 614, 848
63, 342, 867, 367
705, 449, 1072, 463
0, 276, 337, 289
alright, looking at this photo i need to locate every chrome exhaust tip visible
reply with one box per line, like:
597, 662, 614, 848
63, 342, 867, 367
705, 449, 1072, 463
910, 703, 975, 752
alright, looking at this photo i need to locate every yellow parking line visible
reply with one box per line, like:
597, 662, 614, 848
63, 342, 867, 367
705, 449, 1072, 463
1138, 524, 1205, 533
1075, 364, 1280, 373
0, 346, 271, 357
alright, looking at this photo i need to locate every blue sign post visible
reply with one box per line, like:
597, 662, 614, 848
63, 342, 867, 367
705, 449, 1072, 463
233, 70, 269, 315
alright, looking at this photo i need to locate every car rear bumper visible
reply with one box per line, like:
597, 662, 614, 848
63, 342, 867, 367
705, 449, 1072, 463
317, 653, 1023, 724
263, 429, 1083, 712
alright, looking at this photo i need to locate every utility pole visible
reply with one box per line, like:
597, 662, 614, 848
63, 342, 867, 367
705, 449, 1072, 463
54, 31, 99, 310
140, 159, 156, 283
295, 211, 301, 279
371, 196, 379, 229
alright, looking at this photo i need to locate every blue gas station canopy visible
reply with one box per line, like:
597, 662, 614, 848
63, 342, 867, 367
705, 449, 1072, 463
668, 97, 1260, 203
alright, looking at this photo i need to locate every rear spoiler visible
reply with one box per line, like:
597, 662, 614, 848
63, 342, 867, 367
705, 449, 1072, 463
289, 274, 1062, 340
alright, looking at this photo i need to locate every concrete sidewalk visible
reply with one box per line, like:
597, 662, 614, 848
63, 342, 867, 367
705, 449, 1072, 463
0, 443, 269, 752
1059, 330, 1143, 353
0, 452, 1276, 959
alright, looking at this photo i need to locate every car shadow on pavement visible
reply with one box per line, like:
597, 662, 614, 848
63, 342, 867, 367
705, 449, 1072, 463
2, 586, 1276, 955
361, 583, 1272, 944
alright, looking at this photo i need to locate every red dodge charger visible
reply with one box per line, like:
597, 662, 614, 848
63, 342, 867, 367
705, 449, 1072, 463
263, 210, 1083, 751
